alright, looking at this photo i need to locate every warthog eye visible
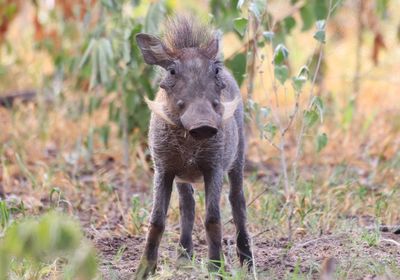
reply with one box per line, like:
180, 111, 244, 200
177, 100, 185, 109
212, 99, 219, 108
167, 64, 176, 75
213, 61, 225, 89
161, 65, 177, 89
213, 61, 222, 75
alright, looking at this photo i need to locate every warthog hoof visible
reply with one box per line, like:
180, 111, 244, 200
176, 254, 192, 268
134, 258, 156, 280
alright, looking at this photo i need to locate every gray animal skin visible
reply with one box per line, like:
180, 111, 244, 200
134, 15, 253, 279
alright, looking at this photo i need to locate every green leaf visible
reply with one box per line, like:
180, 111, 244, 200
376, 0, 390, 18
225, 52, 247, 86
273, 44, 289, 65
249, 0, 266, 21
314, 0, 328, 20
4, 3, 17, 18
88, 96, 102, 115
315, 20, 326, 30
316, 132, 328, 153
89, 41, 99, 89
249, 100, 272, 137
298, 65, 310, 79
98, 40, 109, 85
101, 37, 114, 61
233, 17, 248, 37
237, 0, 245, 10
263, 123, 277, 139
144, 1, 166, 34
123, 38, 131, 64
78, 39, 95, 69
314, 30, 326, 44
97, 125, 110, 148
314, 29, 326, 43
313, 20, 326, 43
274, 65, 289, 85
311, 96, 324, 122
292, 65, 310, 91
300, 4, 315, 31
0, 201, 10, 229
260, 107, 270, 118
262, 31, 274, 43
292, 76, 306, 92
101, 0, 116, 10
283, 16, 296, 34
304, 109, 319, 127
342, 100, 355, 128
247, 99, 256, 111
1, 212, 98, 279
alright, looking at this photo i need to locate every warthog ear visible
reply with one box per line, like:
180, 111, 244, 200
222, 96, 241, 121
144, 97, 175, 126
136, 33, 173, 68
203, 33, 220, 59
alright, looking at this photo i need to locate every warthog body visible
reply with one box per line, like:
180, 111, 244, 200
134, 15, 252, 279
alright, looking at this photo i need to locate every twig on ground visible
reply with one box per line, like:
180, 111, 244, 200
252, 227, 271, 239
291, 233, 346, 250
249, 236, 258, 280
380, 238, 400, 247
0, 90, 37, 107
365, 225, 400, 233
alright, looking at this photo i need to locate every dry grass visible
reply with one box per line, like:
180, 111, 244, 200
1, 1, 400, 279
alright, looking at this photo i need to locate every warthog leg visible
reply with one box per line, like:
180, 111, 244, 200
228, 151, 253, 268
203, 167, 224, 272
135, 171, 174, 280
177, 183, 195, 262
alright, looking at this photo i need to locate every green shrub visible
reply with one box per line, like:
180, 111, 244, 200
0, 211, 98, 280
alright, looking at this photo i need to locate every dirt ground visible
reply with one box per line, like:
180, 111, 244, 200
2, 148, 398, 279
61, 161, 400, 279
87, 217, 400, 279
3, 158, 399, 279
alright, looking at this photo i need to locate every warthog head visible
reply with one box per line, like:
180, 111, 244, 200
136, 16, 239, 140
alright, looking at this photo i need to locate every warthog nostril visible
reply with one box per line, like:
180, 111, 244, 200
189, 125, 218, 139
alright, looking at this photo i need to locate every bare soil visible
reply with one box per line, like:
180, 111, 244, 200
90, 225, 400, 279
4, 155, 399, 279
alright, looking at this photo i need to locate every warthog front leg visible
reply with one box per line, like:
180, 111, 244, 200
135, 171, 174, 280
203, 167, 224, 272
177, 183, 195, 262
228, 154, 253, 267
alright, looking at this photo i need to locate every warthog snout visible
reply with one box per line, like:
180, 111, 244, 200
180, 99, 220, 140
189, 124, 218, 139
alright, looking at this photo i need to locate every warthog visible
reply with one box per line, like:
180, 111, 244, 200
134, 15, 253, 279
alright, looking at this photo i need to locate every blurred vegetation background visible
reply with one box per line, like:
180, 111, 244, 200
0, 0, 399, 279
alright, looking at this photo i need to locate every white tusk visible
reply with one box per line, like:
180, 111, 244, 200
144, 97, 175, 126
222, 96, 241, 121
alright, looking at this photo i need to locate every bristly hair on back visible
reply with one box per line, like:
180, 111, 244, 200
162, 14, 218, 54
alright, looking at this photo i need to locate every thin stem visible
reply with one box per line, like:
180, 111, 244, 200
119, 70, 130, 205
292, 0, 336, 185
353, 0, 364, 104
281, 90, 301, 137
246, 9, 259, 101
